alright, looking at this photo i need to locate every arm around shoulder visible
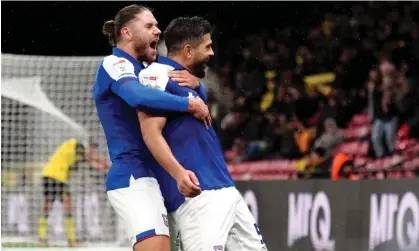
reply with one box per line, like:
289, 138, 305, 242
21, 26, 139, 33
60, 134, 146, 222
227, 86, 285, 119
102, 56, 190, 112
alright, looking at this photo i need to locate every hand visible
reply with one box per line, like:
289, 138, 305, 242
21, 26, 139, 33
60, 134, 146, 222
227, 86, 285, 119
168, 70, 200, 89
188, 97, 212, 129
175, 170, 201, 198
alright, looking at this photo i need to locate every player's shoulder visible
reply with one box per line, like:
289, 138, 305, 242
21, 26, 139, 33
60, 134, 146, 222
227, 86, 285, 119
55, 138, 78, 155
61, 138, 78, 148
139, 62, 174, 77
102, 55, 134, 70
138, 62, 175, 91
101, 55, 137, 80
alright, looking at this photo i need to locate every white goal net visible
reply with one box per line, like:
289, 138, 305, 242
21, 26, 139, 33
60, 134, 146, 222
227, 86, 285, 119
1, 54, 128, 249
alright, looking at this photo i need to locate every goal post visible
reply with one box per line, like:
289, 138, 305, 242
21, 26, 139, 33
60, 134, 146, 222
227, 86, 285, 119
1, 54, 126, 248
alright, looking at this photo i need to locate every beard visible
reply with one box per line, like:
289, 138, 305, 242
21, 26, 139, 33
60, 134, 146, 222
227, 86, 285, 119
191, 60, 207, 78
133, 37, 149, 61
143, 47, 157, 63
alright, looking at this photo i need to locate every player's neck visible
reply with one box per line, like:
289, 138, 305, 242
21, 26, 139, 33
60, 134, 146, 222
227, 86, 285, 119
117, 44, 139, 61
167, 54, 192, 72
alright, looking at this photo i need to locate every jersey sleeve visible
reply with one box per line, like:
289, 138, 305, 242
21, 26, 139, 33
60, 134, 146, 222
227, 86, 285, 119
138, 63, 173, 92
102, 56, 137, 83
102, 56, 189, 112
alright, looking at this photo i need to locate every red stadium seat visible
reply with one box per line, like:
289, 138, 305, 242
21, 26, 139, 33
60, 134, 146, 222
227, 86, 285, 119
230, 173, 252, 181
341, 125, 370, 140
381, 157, 392, 169
395, 138, 416, 151
395, 139, 409, 151
228, 162, 250, 175
228, 109, 418, 181
350, 113, 369, 127
373, 171, 386, 180
341, 128, 353, 140
397, 124, 410, 140
354, 156, 368, 167
336, 141, 359, 155
403, 157, 419, 170
252, 173, 294, 180
390, 154, 404, 166
365, 159, 378, 171
225, 150, 237, 162
250, 160, 296, 173
387, 171, 403, 179
357, 141, 369, 156
405, 141, 419, 156
404, 171, 417, 179
228, 159, 297, 178
336, 141, 369, 156
364, 155, 404, 171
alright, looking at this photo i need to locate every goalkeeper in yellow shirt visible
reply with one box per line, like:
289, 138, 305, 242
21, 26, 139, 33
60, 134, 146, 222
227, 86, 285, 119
38, 137, 109, 247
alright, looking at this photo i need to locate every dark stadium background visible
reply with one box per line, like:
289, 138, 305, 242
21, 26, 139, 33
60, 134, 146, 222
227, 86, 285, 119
2, 1, 334, 56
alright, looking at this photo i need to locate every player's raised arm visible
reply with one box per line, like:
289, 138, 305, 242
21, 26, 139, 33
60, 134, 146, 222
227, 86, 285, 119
101, 56, 210, 119
138, 112, 201, 197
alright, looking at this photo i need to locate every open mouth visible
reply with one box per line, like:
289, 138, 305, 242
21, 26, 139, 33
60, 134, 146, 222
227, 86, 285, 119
150, 40, 158, 50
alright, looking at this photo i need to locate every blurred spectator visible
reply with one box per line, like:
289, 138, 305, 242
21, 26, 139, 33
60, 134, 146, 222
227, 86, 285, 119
273, 115, 301, 159
330, 153, 356, 181
370, 60, 399, 158
314, 118, 343, 157
293, 121, 315, 155
218, 2, 419, 181
299, 147, 330, 179
225, 138, 248, 163
220, 105, 250, 149
367, 67, 382, 122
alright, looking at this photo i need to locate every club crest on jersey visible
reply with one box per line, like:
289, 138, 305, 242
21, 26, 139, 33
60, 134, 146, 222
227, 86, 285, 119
213, 245, 224, 251
162, 214, 168, 227
142, 75, 158, 89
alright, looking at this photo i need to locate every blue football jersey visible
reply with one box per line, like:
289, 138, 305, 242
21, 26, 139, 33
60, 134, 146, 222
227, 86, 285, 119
139, 56, 235, 212
93, 48, 190, 191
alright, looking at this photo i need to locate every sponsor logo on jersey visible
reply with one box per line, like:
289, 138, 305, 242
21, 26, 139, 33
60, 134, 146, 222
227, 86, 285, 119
113, 59, 128, 72
142, 75, 159, 89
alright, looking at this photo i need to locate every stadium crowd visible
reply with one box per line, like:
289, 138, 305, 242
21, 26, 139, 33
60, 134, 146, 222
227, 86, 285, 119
205, 2, 419, 179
